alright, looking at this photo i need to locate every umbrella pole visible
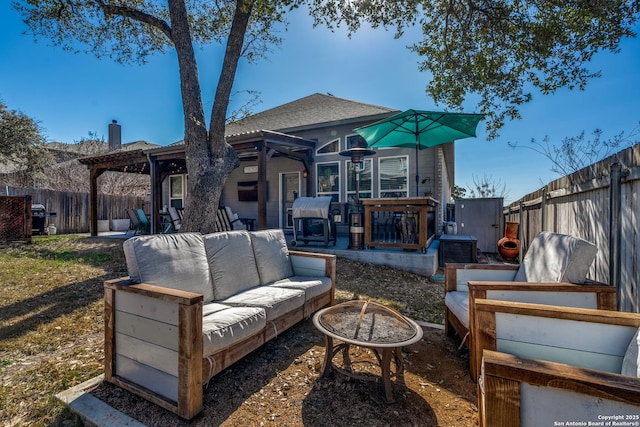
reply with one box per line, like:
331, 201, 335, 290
415, 142, 419, 197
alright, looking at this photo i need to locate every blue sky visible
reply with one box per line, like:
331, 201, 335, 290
1, 3, 639, 203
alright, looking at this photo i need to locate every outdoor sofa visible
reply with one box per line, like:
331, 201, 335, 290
104, 229, 336, 419
444, 231, 616, 379
475, 300, 640, 426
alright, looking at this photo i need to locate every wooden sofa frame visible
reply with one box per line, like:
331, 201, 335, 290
475, 301, 640, 426
480, 350, 640, 427
444, 264, 614, 367
466, 280, 615, 379
104, 250, 336, 420
444, 263, 519, 341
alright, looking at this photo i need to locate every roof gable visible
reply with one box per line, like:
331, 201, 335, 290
225, 93, 398, 136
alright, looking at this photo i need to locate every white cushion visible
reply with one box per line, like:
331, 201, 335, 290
202, 303, 266, 354
220, 286, 305, 321
445, 291, 469, 328
621, 327, 640, 377
250, 229, 294, 284
514, 232, 597, 283
267, 276, 332, 300
203, 231, 260, 300
123, 233, 214, 302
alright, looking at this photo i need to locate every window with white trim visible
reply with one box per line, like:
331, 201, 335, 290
316, 162, 340, 202
379, 156, 408, 198
346, 158, 372, 204
170, 175, 186, 208
316, 138, 340, 155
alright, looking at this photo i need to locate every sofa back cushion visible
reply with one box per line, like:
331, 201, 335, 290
250, 229, 294, 285
123, 233, 214, 302
514, 232, 598, 283
203, 231, 261, 300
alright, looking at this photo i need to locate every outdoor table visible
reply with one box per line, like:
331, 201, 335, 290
312, 300, 423, 403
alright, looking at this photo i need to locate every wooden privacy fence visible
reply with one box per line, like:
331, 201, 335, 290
504, 144, 640, 312
3, 186, 150, 235
0, 195, 32, 244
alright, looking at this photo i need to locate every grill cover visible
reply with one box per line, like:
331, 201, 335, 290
292, 197, 333, 219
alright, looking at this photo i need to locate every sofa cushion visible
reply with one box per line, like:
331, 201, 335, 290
267, 276, 332, 300
513, 232, 597, 284
203, 231, 261, 300
220, 286, 305, 320
123, 233, 214, 302
250, 229, 294, 284
621, 327, 640, 377
445, 291, 469, 328
202, 303, 266, 354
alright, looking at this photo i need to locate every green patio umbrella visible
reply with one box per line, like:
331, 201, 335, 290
354, 109, 484, 196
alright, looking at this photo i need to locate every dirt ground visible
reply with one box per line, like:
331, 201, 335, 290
86, 256, 479, 427
91, 318, 477, 426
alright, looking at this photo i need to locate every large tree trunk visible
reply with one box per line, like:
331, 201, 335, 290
168, 0, 253, 233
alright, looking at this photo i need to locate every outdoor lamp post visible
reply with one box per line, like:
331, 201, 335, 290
339, 138, 376, 250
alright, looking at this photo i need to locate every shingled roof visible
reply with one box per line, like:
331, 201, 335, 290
225, 93, 398, 136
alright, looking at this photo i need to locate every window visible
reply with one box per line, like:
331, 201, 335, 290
316, 162, 340, 202
346, 158, 372, 204
379, 156, 408, 198
316, 138, 340, 155
170, 175, 185, 208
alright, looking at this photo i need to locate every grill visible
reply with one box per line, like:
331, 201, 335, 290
290, 197, 336, 248
32, 204, 57, 235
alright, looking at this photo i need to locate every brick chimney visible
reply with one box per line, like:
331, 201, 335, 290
108, 120, 121, 151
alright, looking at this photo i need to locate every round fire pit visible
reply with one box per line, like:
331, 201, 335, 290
313, 300, 423, 403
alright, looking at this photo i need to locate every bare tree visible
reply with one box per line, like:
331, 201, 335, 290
509, 122, 639, 176
468, 173, 509, 199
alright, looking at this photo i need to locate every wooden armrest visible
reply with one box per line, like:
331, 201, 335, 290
475, 299, 640, 325
444, 263, 519, 292
468, 281, 616, 309
482, 350, 640, 404
468, 281, 615, 292
445, 263, 520, 271
104, 277, 202, 305
289, 251, 336, 305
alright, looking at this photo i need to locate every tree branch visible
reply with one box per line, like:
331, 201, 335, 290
96, 1, 172, 41
209, 0, 255, 152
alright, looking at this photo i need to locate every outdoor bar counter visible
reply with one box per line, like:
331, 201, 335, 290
363, 197, 438, 252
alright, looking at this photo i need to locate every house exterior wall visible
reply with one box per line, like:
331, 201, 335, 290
221, 157, 304, 229
292, 122, 439, 201
160, 120, 451, 231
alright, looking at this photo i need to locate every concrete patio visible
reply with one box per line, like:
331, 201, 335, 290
97, 230, 441, 277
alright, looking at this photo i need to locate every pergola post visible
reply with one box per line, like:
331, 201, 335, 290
257, 142, 267, 230
148, 155, 158, 235
89, 168, 105, 236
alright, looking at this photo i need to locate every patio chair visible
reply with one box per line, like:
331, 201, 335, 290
126, 209, 141, 236
132, 208, 150, 235
213, 207, 252, 232
475, 300, 640, 427
168, 207, 181, 232
443, 231, 615, 378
